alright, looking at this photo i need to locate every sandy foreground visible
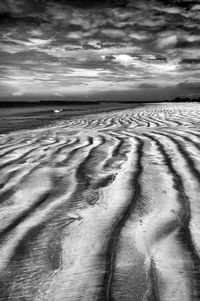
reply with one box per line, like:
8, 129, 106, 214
0, 103, 200, 300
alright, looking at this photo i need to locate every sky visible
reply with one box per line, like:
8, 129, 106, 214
0, 0, 200, 102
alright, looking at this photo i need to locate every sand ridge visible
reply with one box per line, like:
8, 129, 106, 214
0, 103, 200, 300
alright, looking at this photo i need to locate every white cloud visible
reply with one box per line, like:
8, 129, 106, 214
28, 38, 52, 46
154, 7, 181, 14
113, 54, 134, 66
12, 91, 24, 96
184, 35, 200, 42
157, 35, 177, 49
101, 29, 125, 38
0, 44, 22, 53
129, 32, 148, 40
191, 4, 200, 11
67, 32, 83, 39
149, 62, 178, 73
73, 68, 111, 77
29, 29, 43, 37
0, 36, 53, 53
87, 40, 101, 49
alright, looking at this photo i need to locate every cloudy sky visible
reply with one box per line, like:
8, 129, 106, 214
0, 0, 200, 102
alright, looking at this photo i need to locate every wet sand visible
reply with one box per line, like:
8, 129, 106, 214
0, 103, 200, 300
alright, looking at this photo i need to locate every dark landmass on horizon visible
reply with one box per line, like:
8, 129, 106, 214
0, 97, 200, 107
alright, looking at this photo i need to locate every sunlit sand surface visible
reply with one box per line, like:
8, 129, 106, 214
0, 103, 200, 300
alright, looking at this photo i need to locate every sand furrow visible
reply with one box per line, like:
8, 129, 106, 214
0, 103, 200, 300
144, 133, 200, 300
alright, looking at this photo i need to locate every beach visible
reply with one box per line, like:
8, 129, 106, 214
0, 102, 200, 300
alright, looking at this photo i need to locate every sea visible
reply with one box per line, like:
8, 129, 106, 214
0, 102, 145, 134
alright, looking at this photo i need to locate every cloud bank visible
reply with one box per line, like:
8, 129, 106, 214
0, 0, 200, 101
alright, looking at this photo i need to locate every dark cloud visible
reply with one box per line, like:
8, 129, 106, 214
181, 58, 200, 64
177, 81, 200, 94
103, 55, 116, 61
138, 83, 159, 89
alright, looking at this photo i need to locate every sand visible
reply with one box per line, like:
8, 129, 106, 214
0, 103, 200, 300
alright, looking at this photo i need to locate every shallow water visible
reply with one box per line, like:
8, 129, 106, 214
0, 102, 141, 134
0, 102, 200, 300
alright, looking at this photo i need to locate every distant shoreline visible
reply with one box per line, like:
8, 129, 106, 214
0, 98, 200, 108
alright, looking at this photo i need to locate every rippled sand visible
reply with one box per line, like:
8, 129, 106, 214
0, 103, 200, 301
